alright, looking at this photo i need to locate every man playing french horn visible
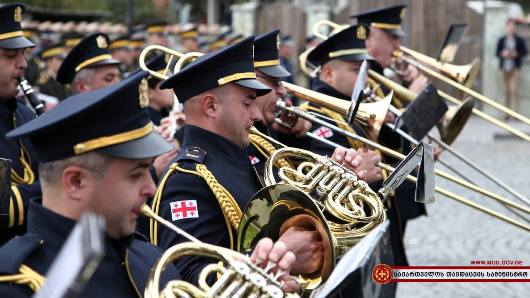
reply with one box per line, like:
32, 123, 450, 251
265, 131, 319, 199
148, 29, 385, 292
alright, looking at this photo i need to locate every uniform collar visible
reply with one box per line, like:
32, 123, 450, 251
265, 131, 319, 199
313, 79, 351, 101
27, 199, 133, 255
27, 199, 77, 250
182, 125, 252, 166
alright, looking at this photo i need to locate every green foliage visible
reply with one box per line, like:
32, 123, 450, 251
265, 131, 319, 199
3, 0, 158, 23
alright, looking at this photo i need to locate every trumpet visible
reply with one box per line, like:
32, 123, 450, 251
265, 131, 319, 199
140, 205, 300, 298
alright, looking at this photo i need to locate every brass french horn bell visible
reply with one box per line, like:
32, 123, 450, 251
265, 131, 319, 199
239, 129, 387, 291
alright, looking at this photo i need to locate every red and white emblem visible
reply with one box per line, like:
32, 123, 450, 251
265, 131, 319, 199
313, 126, 333, 139
248, 155, 260, 165
170, 200, 199, 221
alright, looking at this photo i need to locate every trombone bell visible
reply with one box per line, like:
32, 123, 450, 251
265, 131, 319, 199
281, 82, 391, 134
438, 97, 475, 145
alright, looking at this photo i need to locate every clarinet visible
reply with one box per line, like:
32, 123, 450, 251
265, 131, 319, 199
18, 77, 45, 115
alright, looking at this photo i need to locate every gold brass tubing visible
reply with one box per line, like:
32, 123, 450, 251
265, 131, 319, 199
398, 48, 530, 126
437, 89, 530, 143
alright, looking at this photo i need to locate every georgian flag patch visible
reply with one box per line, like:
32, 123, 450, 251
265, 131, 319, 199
170, 200, 199, 221
248, 154, 260, 165
313, 126, 333, 139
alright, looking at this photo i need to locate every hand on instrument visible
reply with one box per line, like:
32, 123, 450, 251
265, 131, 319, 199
277, 225, 323, 276
250, 238, 299, 292
331, 147, 383, 183
272, 99, 312, 138
400, 64, 429, 95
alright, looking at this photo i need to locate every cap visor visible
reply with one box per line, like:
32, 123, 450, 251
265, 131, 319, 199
386, 28, 406, 37
234, 78, 271, 96
337, 53, 374, 62
257, 65, 291, 79
90, 58, 122, 68
97, 131, 173, 159
0, 36, 34, 49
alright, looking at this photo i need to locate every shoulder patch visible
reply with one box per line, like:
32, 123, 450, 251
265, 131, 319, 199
0, 234, 43, 274
169, 200, 199, 221
312, 126, 334, 139
176, 146, 207, 163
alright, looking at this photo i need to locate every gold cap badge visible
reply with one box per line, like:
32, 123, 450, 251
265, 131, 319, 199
276, 34, 280, 50
400, 8, 406, 19
96, 35, 108, 48
138, 78, 149, 108
14, 6, 22, 23
357, 25, 367, 40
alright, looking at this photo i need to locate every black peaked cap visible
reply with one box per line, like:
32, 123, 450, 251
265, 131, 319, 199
160, 36, 271, 103
0, 3, 34, 49
7, 71, 173, 162
307, 24, 373, 67
253, 29, 291, 79
57, 33, 121, 84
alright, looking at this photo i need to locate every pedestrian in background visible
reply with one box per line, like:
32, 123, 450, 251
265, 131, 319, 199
496, 18, 528, 120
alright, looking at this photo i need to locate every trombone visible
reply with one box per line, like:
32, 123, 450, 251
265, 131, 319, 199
273, 100, 530, 232
280, 82, 530, 210
312, 20, 530, 143
302, 20, 530, 204
367, 71, 530, 205
394, 46, 530, 126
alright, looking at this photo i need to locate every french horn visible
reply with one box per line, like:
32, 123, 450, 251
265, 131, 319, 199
141, 205, 300, 298
238, 128, 387, 291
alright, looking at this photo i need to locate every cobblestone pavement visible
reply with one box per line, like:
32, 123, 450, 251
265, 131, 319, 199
396, 116, 530, 298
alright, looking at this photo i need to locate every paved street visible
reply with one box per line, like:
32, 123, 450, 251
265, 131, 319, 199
396, 116, 530, 298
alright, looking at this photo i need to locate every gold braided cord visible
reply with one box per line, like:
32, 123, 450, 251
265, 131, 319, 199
8, 196, 15, 228
194, 164, 242, 228
11, 185, 24, 226
368, 78, 403, 109
300, 103, 364, 149
150, 163, 241, 249
150, 163, 179, 246
0, 265, 45, 292
10, 116, 35, 185
248, 133, 292, 169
